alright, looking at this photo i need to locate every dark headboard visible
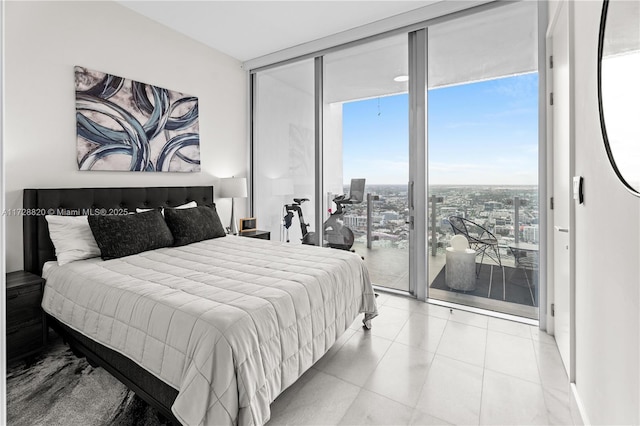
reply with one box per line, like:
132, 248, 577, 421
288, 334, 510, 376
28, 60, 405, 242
23, 186, 214, 275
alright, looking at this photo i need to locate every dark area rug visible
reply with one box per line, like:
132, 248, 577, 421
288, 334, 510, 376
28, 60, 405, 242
430, 264, 537, 306
6, 333, 165, 426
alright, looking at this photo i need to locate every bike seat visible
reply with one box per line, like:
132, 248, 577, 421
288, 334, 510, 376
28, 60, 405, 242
293, 198, 309, 204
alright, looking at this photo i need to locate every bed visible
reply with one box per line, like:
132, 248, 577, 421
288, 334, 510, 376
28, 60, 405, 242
23, 186, 378, 425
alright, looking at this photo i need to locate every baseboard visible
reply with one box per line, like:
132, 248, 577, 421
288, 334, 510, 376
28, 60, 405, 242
570, 383, 591, 425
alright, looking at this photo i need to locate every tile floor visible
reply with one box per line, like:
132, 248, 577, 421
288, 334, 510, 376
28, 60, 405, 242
267, 292, 574, 425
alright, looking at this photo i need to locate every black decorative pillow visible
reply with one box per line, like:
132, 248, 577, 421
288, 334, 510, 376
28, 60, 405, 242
88, 209, 174, 260
163, 205, 226, 246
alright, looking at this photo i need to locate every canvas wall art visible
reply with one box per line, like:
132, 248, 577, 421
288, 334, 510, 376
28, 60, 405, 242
75, 66, 200, 172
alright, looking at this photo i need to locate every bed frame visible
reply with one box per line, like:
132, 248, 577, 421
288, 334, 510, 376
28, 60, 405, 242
23, 186, 215, 424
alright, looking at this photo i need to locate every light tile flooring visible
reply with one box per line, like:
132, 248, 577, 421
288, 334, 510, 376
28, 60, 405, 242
267, 292, 573, 425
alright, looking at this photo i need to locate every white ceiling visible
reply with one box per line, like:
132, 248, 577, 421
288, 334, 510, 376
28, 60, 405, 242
118, 1, 538, 104
323, 1, 538, 103
117, 1, 436, 62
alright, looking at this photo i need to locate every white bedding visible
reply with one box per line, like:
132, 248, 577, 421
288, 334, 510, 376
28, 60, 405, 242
41, 236, 378, 425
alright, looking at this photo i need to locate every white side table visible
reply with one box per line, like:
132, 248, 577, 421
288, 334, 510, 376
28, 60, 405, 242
445, 247, 476, 291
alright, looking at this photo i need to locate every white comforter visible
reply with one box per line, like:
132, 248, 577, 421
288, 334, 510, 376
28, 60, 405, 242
41, 236, 378, 425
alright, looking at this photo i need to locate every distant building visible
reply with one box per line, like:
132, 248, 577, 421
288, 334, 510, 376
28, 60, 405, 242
484, 201, 502, 211
441, 207, 458, 217
523, 225, 539, 243
495, 225, 511, 236
343, 215, 367, 228
382, 211, 399, 221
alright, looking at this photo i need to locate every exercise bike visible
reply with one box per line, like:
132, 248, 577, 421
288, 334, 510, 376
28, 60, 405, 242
283, 178, 365, 251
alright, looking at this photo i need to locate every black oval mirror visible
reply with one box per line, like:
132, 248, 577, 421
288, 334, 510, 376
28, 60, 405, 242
598, 0, 640, 197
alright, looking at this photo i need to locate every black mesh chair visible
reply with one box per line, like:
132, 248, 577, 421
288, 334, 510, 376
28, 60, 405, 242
508, 246, 538, 306
448, 216, 503, 277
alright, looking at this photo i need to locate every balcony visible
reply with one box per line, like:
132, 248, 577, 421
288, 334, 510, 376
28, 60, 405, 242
339, 185, 539, 320
352, 238, 539, 321
353, 243, 538, 319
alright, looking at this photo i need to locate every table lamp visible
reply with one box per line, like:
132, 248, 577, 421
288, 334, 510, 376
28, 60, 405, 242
218, 177, 247, 235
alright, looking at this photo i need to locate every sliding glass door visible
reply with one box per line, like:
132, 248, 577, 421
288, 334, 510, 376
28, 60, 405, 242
426, 1, 540, 319
323, 34, 412, 292
251, 1, 542, 320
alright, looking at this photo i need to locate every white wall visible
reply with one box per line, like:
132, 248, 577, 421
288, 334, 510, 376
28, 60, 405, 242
4, 1, 247, 272
570, 1, 639, 424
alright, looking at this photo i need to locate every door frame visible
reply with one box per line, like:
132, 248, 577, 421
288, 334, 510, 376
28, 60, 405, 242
546, 0, 576, 382
0, 2, 6, 423
409, 29, 428, 300
537, 0, 549, 332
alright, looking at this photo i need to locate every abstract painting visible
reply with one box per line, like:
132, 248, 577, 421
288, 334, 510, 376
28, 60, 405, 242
75, 66, 200, 172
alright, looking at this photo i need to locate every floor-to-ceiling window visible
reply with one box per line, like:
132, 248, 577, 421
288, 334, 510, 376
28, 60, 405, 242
252, 60, 316, 244
251, 1, 542, 320
426, 1, 540, 319
323, 34, 411, 292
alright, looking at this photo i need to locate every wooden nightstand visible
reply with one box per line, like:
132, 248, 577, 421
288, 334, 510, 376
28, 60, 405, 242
240, 230, 270, 240
6, 271, 47, 361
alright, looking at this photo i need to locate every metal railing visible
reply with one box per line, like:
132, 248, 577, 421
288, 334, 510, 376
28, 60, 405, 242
366, 193, 379, 249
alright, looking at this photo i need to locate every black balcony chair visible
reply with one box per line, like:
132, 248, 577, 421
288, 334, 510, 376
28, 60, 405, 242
508, 246, 538, 306
448, 216, 503, 278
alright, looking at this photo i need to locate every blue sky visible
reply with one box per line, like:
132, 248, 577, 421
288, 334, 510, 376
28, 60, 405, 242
342, 73, 539, 185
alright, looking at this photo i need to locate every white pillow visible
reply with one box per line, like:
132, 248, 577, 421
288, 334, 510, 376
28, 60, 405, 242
45, 215, 101, 265
136, 200, 197, 214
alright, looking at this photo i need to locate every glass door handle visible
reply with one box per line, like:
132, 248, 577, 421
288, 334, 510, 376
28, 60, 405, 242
554, 226, 569, 233
406, 216, 414, 230
408, 181, 414, 210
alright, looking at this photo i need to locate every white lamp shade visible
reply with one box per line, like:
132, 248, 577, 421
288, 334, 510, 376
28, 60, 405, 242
218, 177, 247, 198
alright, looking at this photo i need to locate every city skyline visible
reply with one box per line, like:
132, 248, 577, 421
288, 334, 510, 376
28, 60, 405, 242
341, 183, 540, 247
342, 73, 539, 186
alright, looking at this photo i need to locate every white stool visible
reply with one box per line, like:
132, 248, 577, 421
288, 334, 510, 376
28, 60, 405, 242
445, 236, 476, 291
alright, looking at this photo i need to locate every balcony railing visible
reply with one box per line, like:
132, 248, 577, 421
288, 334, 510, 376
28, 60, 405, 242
344, 186, 539, 319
